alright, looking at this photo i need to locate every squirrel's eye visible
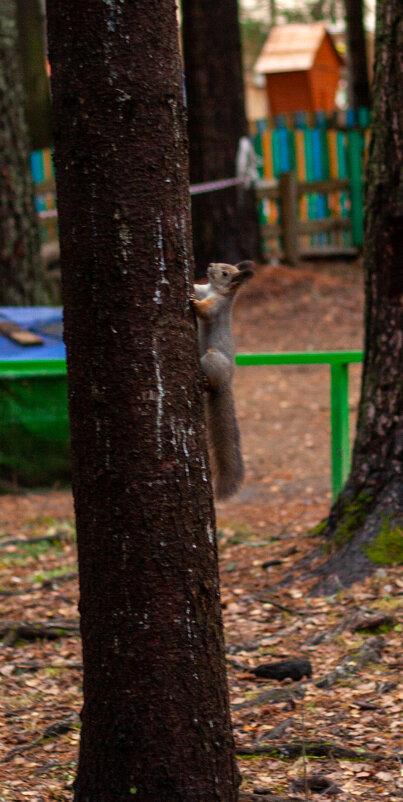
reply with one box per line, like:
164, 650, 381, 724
222, 271, 228, 277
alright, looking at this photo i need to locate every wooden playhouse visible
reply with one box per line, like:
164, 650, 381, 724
254, 22, 343, 115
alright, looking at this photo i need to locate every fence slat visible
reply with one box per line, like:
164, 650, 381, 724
255, 109, 369, 256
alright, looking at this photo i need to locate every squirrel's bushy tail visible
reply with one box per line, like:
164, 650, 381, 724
205, 387, 244, 500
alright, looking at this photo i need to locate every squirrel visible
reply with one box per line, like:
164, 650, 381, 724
191, 261, 254, 500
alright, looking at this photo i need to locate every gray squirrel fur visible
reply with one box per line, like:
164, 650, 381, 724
192, 261, 254, 499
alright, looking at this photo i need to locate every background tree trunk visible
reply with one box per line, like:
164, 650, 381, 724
344, 0, 371, 109
46, 1, 239, 800
0, 0, 44, 305
312, 0, 403, 594
16, 0, 52, 150
182, 0, 261, 278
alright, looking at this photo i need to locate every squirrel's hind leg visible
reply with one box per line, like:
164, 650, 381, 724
201, 348, 232, 391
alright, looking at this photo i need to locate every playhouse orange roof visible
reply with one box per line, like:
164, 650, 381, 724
254, 22, 343, 74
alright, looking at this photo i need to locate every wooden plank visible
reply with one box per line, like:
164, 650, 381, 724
297, 178, 350, 194
262, 217, 351, 240
301, 246, 358, 258
256, 177, 351, 200
297, 217, 351, 235
0, 321, 43, 347
255, 180, 279, 200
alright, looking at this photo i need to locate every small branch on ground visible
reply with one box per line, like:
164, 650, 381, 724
236, 739, 398, 762
0, 619, 80, 646
2, 530, 72, 547
2, 713, 80, 763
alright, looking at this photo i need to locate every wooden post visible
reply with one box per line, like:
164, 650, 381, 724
279, 171, 299, 265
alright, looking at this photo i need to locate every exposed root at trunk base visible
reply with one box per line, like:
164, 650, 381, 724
307, 477, 403, 595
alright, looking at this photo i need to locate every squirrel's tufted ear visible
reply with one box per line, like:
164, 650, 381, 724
236, 260, 255, 279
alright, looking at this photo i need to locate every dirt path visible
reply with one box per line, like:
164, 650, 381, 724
218, 259, 364, 534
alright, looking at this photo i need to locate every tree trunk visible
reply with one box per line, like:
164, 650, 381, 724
344, 0, 371, 109
312, 0, 403, 594
0, 0, 44, 305
16, 0, 52, 150
182, 0, 261, 278
46, 1, 239, 800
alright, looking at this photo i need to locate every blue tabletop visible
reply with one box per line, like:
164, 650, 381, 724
0, 308, 66, 362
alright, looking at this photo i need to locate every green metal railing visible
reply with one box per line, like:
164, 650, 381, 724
236, 351, 364, 499
0, 350, 364, 498
0, 359, 67, 379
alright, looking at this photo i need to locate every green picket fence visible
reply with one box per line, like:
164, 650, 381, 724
251, 108, 370, 257
0, 351, 363, 495
30, 147, 58, 244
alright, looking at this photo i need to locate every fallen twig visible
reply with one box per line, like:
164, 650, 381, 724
0, 572, 78, 597
236, 739, 396, 762
2, 530, 72, 547
1, 659, 82, 674
240, 794, 302, 802
0, 619, 79, 646
2, 713, 80, 763
232, 683, 307, 709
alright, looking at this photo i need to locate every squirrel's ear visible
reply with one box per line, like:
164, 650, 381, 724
236, 260, 255, 276
235, 260, 255, 280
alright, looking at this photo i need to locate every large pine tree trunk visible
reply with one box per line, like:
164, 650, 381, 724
182, 0, 261, 277
312, 0, 403, 593
0, 0, 44, 304
46, 2, 239, 800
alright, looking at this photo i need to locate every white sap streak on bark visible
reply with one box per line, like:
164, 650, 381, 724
153, 216, 169, 305
180, 213, 191, 303
102, 0, 120, 34
152, 335, 165, 459
206, 522, 214, 546
89, 183, 98, 244
121, 539, 133, 614
185, 599, 199, 680
200, 454, 208, 484
118, 220, 132, 269
170, 417, 193, 481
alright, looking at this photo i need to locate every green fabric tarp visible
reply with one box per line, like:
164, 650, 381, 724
0, 374, 70, 486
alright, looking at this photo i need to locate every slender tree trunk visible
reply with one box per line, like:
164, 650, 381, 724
16, 0, 52, 150
344, 0, 371, 109
46, 2, 239, 800
268, 0, 277, 25
0, 0, 44, 304
312, 0, 403, 593
182, 0, 261, 278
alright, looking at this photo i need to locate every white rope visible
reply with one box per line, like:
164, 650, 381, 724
37, 138, 260, 214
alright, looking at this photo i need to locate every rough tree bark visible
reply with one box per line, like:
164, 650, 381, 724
46, 1, 239, 800
344, 0, 371, 109
181, 0, 261, 278
313, 0, 403, 593
0, 0, 44, 305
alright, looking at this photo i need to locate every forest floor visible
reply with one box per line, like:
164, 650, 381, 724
0, 259, 402, 801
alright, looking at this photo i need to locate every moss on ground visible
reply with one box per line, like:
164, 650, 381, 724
365, 519, 403, 565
